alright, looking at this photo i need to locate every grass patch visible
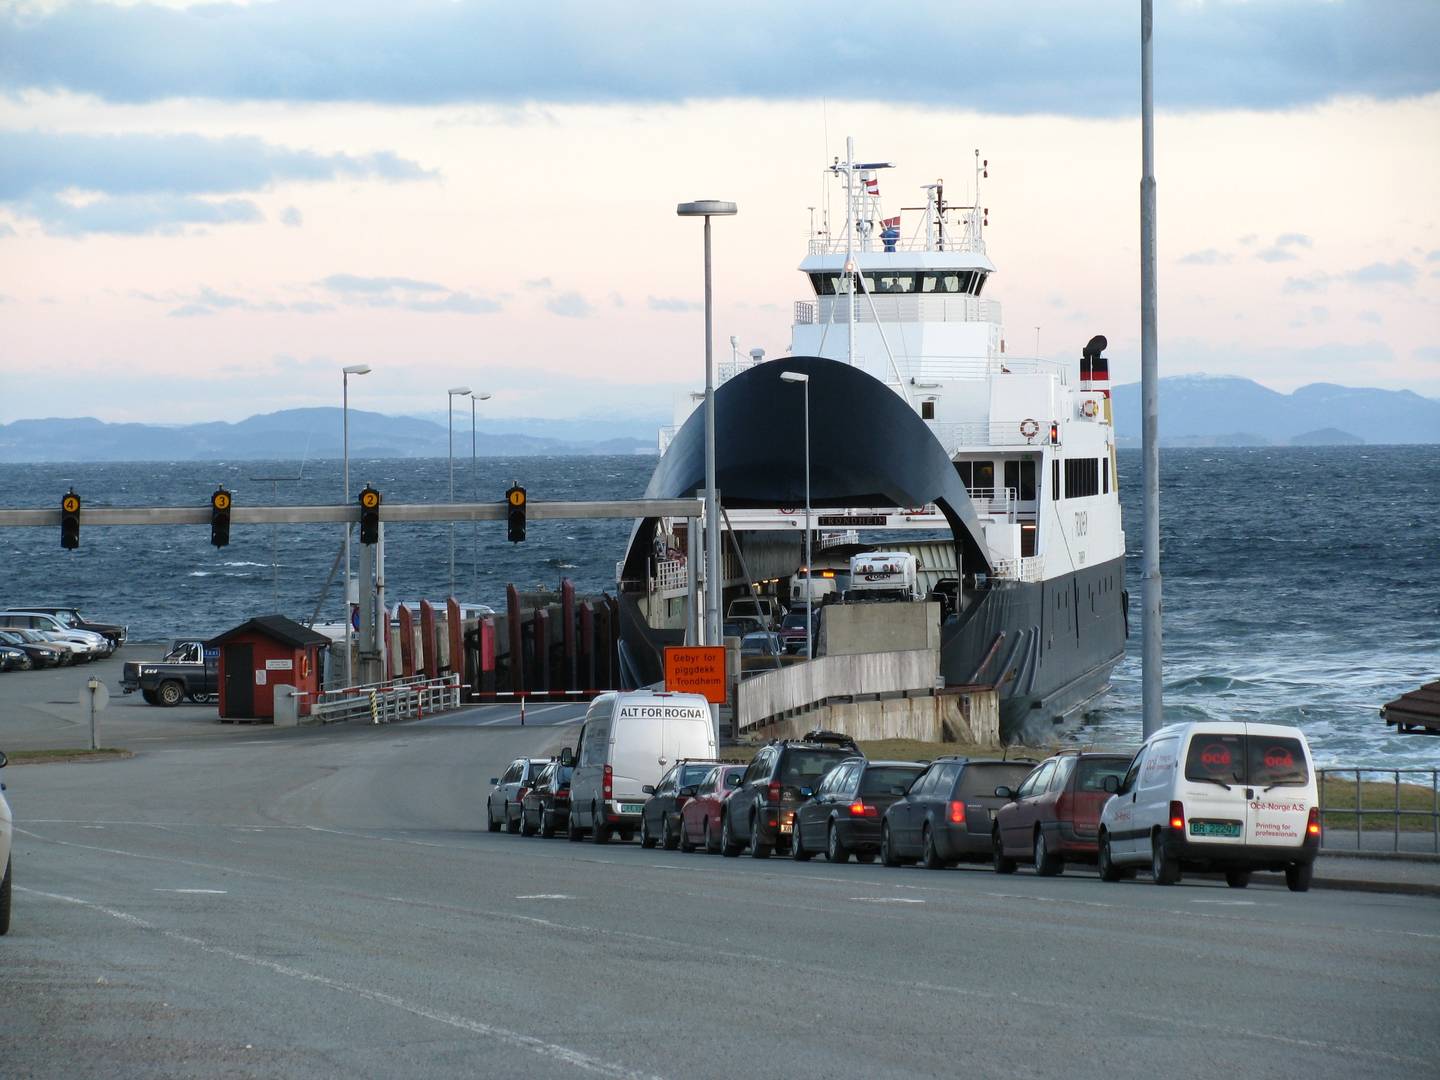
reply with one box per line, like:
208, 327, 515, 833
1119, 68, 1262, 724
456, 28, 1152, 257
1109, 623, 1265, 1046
6, 747, 133, 765
1320, 775, 1437, 833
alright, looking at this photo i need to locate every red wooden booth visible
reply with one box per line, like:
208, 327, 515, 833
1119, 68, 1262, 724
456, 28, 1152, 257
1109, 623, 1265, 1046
209, 615, 329, 721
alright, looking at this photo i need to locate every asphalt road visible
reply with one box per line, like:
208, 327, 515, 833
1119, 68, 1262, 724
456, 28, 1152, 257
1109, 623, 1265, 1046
2, 710, 1437, 1080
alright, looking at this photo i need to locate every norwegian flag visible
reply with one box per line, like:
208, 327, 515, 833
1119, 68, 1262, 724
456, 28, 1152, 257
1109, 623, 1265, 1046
863, 173, 880, 197
880, 215, 900, 229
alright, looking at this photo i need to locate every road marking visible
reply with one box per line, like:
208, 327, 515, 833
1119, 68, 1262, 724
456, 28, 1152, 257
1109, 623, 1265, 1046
155, 888, 228, 895
849, 897, 924, 904
1191, 898, 1257, 906
516, 894, 574, 900
18, 887, 668, 1080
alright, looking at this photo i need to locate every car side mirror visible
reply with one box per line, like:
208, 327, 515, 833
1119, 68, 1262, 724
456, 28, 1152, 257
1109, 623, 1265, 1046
1102, 775, 1120, 794
559, 747, 574, 767
994, 785, 1014, 800
679, 785, 698, 798
642, 785, 656, 795
489, 777, 499, 785
800, 787, 814, 799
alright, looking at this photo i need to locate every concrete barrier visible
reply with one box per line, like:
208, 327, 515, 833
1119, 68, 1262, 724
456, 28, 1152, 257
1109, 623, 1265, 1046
748, 687, 1000, 745
735, 649, 938, 732
822, 601, 941, 655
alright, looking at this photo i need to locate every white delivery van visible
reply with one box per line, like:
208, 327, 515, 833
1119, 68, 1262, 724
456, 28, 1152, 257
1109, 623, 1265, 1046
1097, 721, 1321, 891
846, 552, 923, 602
790, 570, 838, 607
564, 690, 717, 844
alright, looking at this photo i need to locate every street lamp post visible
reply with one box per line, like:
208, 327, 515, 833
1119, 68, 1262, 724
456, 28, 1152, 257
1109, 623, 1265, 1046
470, 390, 492, 598
676, 199, 737, 648
779, 371, 812, 660
447, 385, 472, 599
341, 363, 371, 688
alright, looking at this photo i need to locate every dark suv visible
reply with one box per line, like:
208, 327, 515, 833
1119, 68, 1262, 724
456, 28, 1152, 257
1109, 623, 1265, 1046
881, 758, 1036, 870
720, 731, 859, 859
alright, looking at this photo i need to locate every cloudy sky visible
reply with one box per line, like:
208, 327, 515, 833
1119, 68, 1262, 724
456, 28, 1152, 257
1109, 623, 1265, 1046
1, 0, 1438, 425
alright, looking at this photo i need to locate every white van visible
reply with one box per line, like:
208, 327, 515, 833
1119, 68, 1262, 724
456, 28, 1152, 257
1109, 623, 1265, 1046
564, 691, 717, 844
1097, 721, 1321, 891
846, 552, 922, 602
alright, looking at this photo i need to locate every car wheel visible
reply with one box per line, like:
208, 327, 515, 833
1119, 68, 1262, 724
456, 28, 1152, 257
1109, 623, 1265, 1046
141, 689, 159, 706
1225, 870, 1251, 889
157, 681, 184, 708
567, 811, 583, 842
539, 808, 556, 839
1285, 863, 1313, 893
640, 815, 657, 849
790, 819, 813, 861
827, 821, 851, 864
487, 800, 501, 833
993, 828, 1017, 875
505, 803, 521, 834
921, 826, 948, 871
662, 814, 681, 852
720, 813, 743, 858
881, 823, 900, 868
703, 819, 719, 854
591, 804, 610, 844
1097, 833, 1122, 882
1033, 829, 1064, 877
679, 816, 697, 853
0, 856, 11, 936
749, 814, 772, 859
520, 807, 537, 837
1151, 833, 1180, 885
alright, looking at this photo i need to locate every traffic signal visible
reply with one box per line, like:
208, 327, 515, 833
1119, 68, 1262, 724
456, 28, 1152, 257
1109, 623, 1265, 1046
210, 487, 232, 548
359, 486, 381, 544
60, 489, 81, 550
506, 483, 526, 543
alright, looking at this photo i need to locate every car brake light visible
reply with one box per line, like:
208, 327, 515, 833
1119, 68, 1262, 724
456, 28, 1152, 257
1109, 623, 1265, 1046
603, 764, 613, 800
516, 787, 529, 801
1307, 807, 1321, 837
949, 800, 965, 825
767, 780, 781, 804
848, 800, 877, 818
1169, 800, 1185, 831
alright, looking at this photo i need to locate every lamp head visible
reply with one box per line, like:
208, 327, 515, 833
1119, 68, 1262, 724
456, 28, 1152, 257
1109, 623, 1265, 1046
447, 386, 472, 396
473, 391, 492, 401
676, 200, 738, 217
779, 371, 809, 384
343, 364, 372, 375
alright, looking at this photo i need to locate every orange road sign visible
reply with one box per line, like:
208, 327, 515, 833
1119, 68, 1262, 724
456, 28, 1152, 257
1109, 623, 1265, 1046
664, 646, 727, 704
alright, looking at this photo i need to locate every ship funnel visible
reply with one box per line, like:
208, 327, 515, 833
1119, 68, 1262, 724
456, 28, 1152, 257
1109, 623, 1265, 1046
1080, 335, 1110, 397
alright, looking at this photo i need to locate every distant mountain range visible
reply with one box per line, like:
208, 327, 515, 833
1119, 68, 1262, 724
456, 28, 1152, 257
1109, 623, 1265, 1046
0, 407, 663, 463
1111, 376, 1440, 446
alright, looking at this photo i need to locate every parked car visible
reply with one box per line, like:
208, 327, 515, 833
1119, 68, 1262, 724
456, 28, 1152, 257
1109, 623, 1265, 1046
720, 731, 859, 858
520, 761, 574, 838
0, 645, 29, 672
722, 616, 766, 640
740, 632, 784, 659
992, 751, 1131, 875
0, 612, 111, 659
679, 764, 747, 853
487, 757, 551, 834
880, 758, 1036, 869
777, 611, 815, 654
1, 749, 12, 934
566, 690, 717, 844
0, 627, 75, 666
21, 606, 127, 648
639, 758, 720, 849
1096, 721, 1321, 891
120, 640, 220, 705
792, 758, 926, 864
726, 596, 784, 629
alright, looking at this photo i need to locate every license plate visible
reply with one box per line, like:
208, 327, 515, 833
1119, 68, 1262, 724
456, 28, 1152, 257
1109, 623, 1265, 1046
619, 803, 645, 815
1190, 820, 1241, 838
779, 822, 792, 834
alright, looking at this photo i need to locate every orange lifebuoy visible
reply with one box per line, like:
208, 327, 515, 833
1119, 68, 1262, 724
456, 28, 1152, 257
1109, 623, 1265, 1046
1019, 418, 1040, 440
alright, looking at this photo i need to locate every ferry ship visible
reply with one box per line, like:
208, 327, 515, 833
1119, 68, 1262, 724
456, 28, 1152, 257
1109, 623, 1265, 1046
619, 141, 1128, 740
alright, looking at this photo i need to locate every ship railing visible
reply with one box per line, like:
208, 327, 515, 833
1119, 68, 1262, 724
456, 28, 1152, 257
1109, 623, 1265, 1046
926, 419, 1058, 452
804, 295, 1002, 327
652, 556, 688, 596
966, 487, 1018, 522
806, 236, 986, 256
990, 556, 1044, 583
658, 426, 678, 454
794, 300, 817, 325
1317, 767, 1439, 854
817, 529, 860, 550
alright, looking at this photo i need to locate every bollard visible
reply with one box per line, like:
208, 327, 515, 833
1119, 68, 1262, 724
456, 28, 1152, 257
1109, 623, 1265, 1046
370, 689, 379, 724
520, 694, 526, 726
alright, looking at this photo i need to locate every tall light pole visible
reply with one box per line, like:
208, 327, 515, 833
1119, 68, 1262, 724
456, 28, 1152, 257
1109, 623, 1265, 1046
780, 370, 812, 659
341, 363, 371, 688
446, 385, 472, 599
470, 390, 492, 598
1140, 0, 1164, 737
676, 199, 737, 648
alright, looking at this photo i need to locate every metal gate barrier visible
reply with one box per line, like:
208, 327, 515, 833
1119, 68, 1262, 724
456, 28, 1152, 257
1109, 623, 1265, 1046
301, 673, 462, 725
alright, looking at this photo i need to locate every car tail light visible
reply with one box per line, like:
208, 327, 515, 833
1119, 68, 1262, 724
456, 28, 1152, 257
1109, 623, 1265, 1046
848, 800, 877, 818
949, 800, 965, 825
767, 780, 781, 804
1307, 807, 1321, 838
1169, 801, 1185, 831
516, 787, 529, 802
603, 764, 613, 801
553, 790, 569, 804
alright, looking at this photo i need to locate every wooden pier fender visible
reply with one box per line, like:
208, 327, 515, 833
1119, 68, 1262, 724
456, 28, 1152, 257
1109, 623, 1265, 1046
561, 579, 577, 691
397, 604, 416, 678
477, 616, 497, 695
534, 608, 552, 690
419, 600, 439, 680
382, 607, 396, 681
579, 602, 596, 691
604, 594, 621, 688
445, 596, 464, 682
506, 583, 525, 693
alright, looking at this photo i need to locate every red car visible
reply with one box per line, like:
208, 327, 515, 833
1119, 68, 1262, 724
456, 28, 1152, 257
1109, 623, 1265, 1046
679, 765, 747, 854
992, 751, 1131, 875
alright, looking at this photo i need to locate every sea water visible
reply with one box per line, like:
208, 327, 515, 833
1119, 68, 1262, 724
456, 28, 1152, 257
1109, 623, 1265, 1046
2, 447, 1435, 765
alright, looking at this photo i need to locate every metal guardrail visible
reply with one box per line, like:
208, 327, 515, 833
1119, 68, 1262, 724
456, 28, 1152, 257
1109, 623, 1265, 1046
1318, 767, 1440, 854
305, 673, 461, 725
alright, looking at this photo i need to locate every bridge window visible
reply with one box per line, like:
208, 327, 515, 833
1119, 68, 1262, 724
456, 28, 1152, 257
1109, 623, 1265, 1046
955, 459, 995, 491
921, 399, 936, 420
